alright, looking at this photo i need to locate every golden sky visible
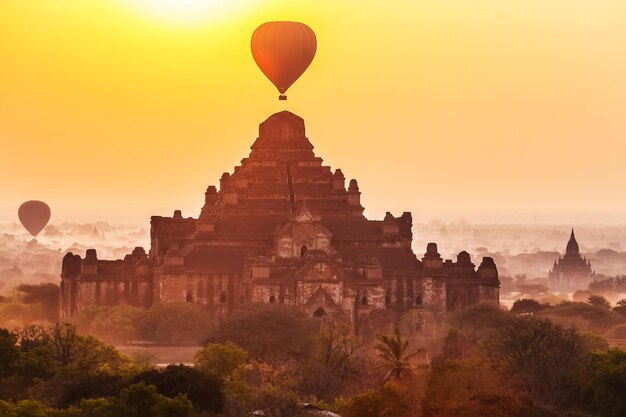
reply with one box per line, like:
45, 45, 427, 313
1, 0, 625, 224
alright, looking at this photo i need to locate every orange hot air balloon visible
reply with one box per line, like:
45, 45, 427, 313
251, 21, 317, 100
18, 200, 51, 237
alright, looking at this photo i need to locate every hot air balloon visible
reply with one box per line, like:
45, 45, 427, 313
18, 200, 51, 237
251, 21, 317, 100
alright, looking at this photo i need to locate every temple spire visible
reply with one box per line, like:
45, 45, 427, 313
566, 228, 580, 255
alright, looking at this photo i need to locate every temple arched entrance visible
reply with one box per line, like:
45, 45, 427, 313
313, 307, 327, 318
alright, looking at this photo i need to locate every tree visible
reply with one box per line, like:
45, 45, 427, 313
299, 321, 363, 401
435, 304, 514, 364
117, 382, 193, 417
17, 283, 60, 322
135, 303, 215, 344
613, 299, 626, 316
573, 348, 626, 417
587, 295, 611, 309
0, 399, 58, 417
335, 383, 410, 417
48, 323, 80, 366
71, 304, 141, 343
252, 384, 303, 417
422, 359, 513, 416
195, 342, 248, 380
487, 316, 587, 407
537, 301, 624, 334
132, 364, 224, 413
0, 328, 19, 376
205, 304, 318, 361
510, 298, 548, 316
374, 327, 424, 382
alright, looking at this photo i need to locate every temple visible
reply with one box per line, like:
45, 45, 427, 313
60, 111, 500, 337
548, 229, 595, 291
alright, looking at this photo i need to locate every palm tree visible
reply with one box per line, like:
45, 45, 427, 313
374, 326, 425, 382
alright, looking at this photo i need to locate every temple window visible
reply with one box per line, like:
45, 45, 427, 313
186, 292, 193, 303
301, 245, 308, 257
385, 293, 392, 305
361, 296, 368, 306
269, 295, 276, 304
219, 294, 227, 304
415, 294, 423, 306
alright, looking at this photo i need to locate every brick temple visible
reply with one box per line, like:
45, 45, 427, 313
60, 111, 500, 336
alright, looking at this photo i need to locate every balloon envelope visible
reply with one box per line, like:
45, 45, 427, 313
18, 200, 51, 237
251, 21, 317, 99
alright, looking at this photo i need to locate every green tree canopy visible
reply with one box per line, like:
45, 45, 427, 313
194, 341, 248, 380
205, 304, 318, 361
132, 364, 224, 413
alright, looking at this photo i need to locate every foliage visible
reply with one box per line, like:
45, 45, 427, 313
222, 360, 301, 417
89, 382, 193, 417
71, 304, 141, 343
1, 300, 625, 417
536, 301, 625, 334
435, 304, 513, 363
72, 303, 215, 344
17, 283, 60, 322
422, 393, 580, 417
0, 383, 193, 417
448, 304, 514, 338
195, 341, 248, 380
613, 299, 626, 316
510, 298, 549, 316
131, 364, 223, 413
298, 321, 363, 402
423, 358, 509, 413
334, 382, 411, 417
0, 300, 48, 329
0, 328, 19, 377
0, 283, 60, 329
487, 317, 588, 407
587, 295, 611, 309
252, 383, 303, 417
135, 303, 215, 344
0, 323, 135, 404
374, 326, 424, 382
205, 303, 318, 361
574, 348, 626, 417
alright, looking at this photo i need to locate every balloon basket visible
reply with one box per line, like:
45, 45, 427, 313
279, 94, 287, 100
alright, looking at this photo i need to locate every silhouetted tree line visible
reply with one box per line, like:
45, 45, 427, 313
0, 303, 624, 416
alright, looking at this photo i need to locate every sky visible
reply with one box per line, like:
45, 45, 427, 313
1, 0, 625, 225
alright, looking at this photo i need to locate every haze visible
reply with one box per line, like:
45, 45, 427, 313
1, 0, 625, 224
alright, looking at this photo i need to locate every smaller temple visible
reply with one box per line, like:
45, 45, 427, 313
548, 229, 594, 291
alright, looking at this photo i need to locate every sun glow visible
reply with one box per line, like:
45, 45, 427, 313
127, 0, 247, 24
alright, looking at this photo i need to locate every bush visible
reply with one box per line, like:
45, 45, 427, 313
204, 304, 318, 361
131, 364, 223, 413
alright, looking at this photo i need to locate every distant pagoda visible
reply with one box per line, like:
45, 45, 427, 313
548, 229, 594, 291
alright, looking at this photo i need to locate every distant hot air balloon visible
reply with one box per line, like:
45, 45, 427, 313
18, 200, 51, 237
251, 21, 317, 100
